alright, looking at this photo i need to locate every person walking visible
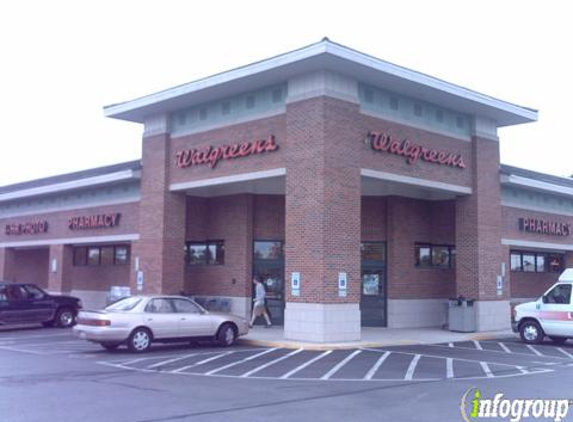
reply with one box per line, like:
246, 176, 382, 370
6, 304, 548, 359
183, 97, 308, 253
249, 276, 272, 328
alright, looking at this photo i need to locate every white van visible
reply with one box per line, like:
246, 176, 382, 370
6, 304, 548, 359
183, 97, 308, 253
513, 268, 573, 344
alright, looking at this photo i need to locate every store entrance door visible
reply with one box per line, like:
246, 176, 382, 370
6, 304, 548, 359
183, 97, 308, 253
360, 242, 387, 327
253, 240, 285, 326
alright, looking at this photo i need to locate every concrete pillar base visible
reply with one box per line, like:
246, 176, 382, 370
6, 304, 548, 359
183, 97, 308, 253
475, 300, 511, 331
284, 302, 361, 342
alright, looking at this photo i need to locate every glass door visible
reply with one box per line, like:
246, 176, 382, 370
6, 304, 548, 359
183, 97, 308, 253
253, 240, 285, 325
361, 242, 387, 327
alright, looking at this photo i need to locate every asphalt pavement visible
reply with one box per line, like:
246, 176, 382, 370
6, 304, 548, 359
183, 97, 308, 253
1, 326, 573, 422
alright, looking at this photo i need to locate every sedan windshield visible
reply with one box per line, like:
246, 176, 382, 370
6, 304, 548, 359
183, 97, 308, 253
105, 296, 142, 311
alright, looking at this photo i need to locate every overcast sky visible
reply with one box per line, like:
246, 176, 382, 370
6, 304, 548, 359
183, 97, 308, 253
0, 0, 570, 186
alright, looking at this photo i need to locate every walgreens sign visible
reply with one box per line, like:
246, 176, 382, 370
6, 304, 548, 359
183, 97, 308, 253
175, 135, 279, 169
366, 131, 466, 169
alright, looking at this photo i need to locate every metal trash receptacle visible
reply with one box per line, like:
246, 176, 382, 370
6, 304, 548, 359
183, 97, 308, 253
448, 297, 476, 333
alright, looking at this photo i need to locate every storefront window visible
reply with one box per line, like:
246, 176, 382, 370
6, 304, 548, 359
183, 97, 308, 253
415, 245, 431, 266
186, 241, 225, 265
87, 247, 100, 266
432, 246, 450, 267
73, 245, 130, 267
510, 250, 563, 273
415, 243, 454, 268
548, 254, 563, 273
510, 252, 521, 272
254, 241, 284, 260
535, 255, 545, 273
115, 246, 129, 265
522, 254, 535, 272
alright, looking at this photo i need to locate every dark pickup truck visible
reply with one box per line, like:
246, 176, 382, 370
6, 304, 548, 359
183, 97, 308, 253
0, 282, 82, 328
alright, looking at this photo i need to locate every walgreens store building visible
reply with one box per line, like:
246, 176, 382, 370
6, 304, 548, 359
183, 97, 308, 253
2, 40, 572, 342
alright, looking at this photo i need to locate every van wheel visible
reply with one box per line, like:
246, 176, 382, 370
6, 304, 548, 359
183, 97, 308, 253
549, 336, 567, 345
519, 320, 544, 344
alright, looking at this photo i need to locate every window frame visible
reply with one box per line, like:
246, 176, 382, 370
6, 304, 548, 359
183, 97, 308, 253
185, 240, 225, 266
73, 245, 130, 267
510, 250, 564, 273
415, 243, 456, 269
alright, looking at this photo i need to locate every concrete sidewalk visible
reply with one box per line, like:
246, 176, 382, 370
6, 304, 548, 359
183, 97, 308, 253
238, 326, 517, 350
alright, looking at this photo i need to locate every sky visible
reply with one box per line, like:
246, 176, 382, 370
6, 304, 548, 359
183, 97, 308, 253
0, 0, 571, 187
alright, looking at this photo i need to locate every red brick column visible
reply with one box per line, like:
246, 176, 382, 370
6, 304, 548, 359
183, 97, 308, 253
455, 135, 509, 330
0, 247, 17, 281
47, 245, 72, 293
284, 97, 361, 341
131, 129, 186, 295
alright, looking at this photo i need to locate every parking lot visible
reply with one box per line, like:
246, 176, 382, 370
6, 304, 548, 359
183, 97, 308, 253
2, 326, 573, 382
3, 326, 573, 422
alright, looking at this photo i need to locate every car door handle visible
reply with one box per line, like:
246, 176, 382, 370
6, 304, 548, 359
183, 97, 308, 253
180, 318, 186, 321
147, 318, 153, 322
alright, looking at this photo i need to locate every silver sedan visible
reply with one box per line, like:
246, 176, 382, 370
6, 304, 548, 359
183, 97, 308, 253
73, 295, 249, 352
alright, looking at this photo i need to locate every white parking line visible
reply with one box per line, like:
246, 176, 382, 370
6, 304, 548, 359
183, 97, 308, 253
446, 358, 454, 379
171, 352, 234, 373
205, 348, 277, 375
240, 349, 303, 377
498, 343, 512, 354
404, 354, 421, 381
480, 362, 494, 378
516, 366, 529, 374
320, 350, 361, 380
147, 353, 199, 369
419, 343, 571, 361
448, 342, 454, 348
557, 348, 573, 359
472, 340, 483, 350
526, 345, 544, 357
280, 350, 332, 379
363, 351, 391, 380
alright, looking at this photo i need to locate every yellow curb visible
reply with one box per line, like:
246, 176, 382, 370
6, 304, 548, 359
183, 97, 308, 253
238, 338, 421, 351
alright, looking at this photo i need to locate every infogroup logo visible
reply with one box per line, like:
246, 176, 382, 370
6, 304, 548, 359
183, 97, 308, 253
460, 388, 571, 422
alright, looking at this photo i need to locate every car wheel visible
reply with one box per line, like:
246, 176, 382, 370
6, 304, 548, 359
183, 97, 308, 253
217, 323, 236, 347
55, 308, 75, 328
101, 342, 121, 351
549, 336, 567, 345
519, 320, 544, 344
128, 328, 152, 353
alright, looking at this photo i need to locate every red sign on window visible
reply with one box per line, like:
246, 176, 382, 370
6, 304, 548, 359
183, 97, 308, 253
366, 131, 466, 169
175, 135, 279, 169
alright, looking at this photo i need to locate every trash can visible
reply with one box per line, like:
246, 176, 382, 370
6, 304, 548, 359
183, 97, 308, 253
448, 297, 476, 333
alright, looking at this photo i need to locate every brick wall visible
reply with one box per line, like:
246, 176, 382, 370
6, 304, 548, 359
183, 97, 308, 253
253, 195, 285, 240
133, 133, 187, 295
11, 248, 49, 287
455, 137, 504, 300
184, 194, 253, 298
285, 97, 362, 304
387, 196, 456, 299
